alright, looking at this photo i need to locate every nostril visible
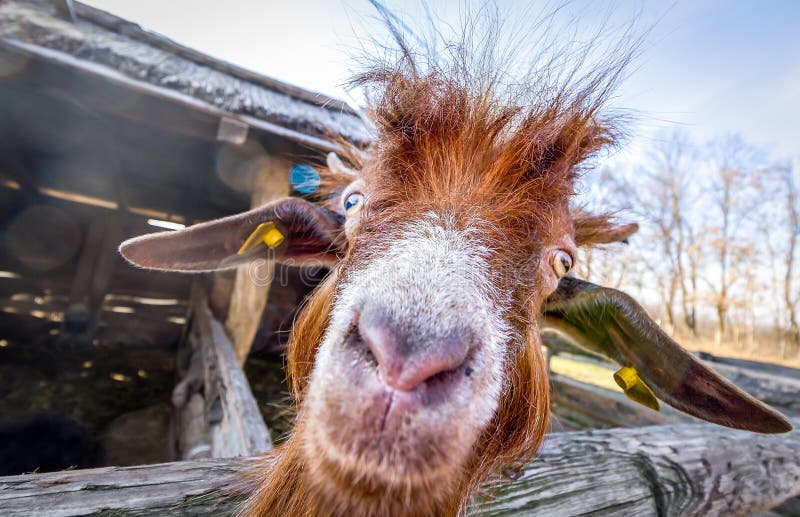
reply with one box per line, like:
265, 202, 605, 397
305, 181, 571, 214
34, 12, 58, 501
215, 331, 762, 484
358, 314, 399, 380
362, 337, 378, 368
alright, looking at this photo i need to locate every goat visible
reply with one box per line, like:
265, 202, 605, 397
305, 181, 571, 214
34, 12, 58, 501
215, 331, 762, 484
119, 10, 791, 516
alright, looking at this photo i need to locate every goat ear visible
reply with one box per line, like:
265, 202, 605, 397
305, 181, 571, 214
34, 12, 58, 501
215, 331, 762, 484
120, 198, 344, 272
572, 212, 638, 246
542, 276, 792, 434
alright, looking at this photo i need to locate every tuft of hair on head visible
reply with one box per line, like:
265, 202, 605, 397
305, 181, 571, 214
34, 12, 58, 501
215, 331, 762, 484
571, 209, 639, 247
341, 1, 644, 211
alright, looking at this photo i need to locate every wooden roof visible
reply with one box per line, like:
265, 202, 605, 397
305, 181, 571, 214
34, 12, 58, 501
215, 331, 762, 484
0, 0, 371, 150
0, 0, 363, 349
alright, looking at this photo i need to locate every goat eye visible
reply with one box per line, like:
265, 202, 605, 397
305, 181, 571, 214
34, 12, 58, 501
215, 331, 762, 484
343, 192, 364, 215
552, 250, 573, 278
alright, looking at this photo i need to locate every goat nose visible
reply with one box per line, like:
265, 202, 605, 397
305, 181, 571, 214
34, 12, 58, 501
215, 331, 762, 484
358, 306, 471, 391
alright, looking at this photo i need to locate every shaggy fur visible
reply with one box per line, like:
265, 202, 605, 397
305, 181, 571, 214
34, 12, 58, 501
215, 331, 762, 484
239, 7, 636, 516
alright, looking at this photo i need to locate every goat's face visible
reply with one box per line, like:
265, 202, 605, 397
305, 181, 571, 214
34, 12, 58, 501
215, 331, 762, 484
300, 156, 574, 497
118, 146, 792, 514
118, 44, 791, 516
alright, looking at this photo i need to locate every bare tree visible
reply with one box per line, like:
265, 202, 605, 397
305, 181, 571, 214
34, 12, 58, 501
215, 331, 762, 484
627, 130, 699, 335
777, 163, 800, 353
580, 132, 795, 361
703, 135, 763, 344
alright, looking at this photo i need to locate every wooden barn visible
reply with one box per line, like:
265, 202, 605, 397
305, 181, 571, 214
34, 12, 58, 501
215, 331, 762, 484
0, 1, 798, 516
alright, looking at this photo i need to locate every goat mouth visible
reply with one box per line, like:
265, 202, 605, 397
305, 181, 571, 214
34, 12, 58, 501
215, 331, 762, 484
304, 327, 489, 491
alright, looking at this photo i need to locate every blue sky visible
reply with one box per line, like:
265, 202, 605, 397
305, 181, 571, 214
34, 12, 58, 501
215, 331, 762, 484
84, 1, 799, 165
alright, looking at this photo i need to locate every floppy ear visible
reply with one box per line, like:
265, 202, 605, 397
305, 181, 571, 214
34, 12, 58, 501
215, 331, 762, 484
542, 276, 792, 434
119, 197, 344, 272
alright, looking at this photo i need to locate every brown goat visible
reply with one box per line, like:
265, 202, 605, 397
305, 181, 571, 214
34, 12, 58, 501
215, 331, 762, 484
119, 11, 791, 517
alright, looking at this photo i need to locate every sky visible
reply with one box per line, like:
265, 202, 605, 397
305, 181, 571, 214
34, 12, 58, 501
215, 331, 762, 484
83, 1, 800, 168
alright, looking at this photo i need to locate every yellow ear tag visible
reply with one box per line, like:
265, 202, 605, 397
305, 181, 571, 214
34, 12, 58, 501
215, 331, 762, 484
237, 222, 285, 255
613, 366, 660, 411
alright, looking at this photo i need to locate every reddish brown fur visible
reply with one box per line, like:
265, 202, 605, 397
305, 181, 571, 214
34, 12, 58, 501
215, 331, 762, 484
239, 11, 635, 517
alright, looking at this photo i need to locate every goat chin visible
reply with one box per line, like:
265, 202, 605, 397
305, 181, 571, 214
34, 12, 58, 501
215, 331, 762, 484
238, 424, 465, 517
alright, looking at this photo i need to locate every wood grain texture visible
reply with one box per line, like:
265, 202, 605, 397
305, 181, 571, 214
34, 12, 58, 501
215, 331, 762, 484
193, 289, 273, 457
472, 421, 800, 516
1, 422, 798, 516
0, 0, 371, 147
0, 457, 245, 517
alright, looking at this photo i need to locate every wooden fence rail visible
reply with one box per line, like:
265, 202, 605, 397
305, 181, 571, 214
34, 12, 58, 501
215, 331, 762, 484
1, 420, 798, 516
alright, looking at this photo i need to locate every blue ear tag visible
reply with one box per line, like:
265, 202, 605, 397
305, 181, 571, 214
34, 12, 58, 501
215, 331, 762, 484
290, 164, 320, 194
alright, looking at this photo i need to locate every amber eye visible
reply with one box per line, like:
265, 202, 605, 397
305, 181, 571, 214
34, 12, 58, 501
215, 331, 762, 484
343, 192, 364, 216
552, 250, 573, 278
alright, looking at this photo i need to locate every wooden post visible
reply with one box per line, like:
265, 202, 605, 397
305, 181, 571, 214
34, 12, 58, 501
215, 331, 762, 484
225, 152, 291, 364
195, 285, 273, 456
63, 218, 105, 335
61, 217, 121, 342
172, 283, 273, 460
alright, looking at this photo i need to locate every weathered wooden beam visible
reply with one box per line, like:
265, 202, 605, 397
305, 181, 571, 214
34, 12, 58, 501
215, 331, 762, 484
548, 352, 800, 517
193, 286, 273, 456
700, 361, 800, 416
172, 288, 213, 461
695, 351, 800, 381
0, 0, 370, 150
0, 457, 244, 517
1, 422, 798, 516
224, 153, 291, 364
63, 217, 104, 333
472, 420, 800, 516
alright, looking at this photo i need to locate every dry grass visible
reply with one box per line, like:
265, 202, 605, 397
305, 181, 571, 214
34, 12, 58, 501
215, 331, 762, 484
549, 354, 618, 391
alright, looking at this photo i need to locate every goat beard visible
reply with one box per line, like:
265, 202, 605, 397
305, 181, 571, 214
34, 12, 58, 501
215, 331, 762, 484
237, 345, 549, 517
237, 414, 465, 517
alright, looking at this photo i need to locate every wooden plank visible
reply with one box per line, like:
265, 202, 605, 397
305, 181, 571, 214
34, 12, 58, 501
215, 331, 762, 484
224, 153, 291, 364
472, 419, 800, 516
70, 1, 356, 114
698, 361, 800, 417
193, 287, 273, 456
0, 0, 371, 149
695, 351, 800, 381
0, 457, 245, 516
172, 288, 212, 460
1, 421, 798, 516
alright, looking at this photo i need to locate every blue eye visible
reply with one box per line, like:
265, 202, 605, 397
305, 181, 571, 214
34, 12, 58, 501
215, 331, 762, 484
343, 192, 364, 215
